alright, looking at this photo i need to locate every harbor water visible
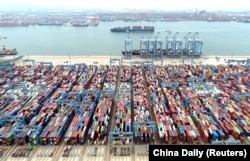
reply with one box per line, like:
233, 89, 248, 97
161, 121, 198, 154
1, 20, 250, 56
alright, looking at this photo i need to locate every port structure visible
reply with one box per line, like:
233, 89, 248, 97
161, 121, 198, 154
225, 58, 250, 66
2, 62, 250, 160
13, 125, 43, 144
140, 32, 163, 57
185, 32, 203, 56
60, 64, 74, 71
0, 65, 13, 71
166, 31, 174, 55
121, 57, 132, 66
22, 59, 35, 66
155, 38, 163, 56
39, 62, 53, 69
140, 37, 148, 56
127, 31, 203, 58
182, 56, 194, 64
0, 115, 26, 126
166, 32, 182, 56
7, 82, 27, 91
124, 37, 132, 57
74, 63, 86, 69
110, 58, 120, 67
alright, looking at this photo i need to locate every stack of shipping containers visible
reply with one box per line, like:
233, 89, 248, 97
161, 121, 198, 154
88, 65, 117, 145
64, 65, 97, 145
38, 65, 82, 145
1, 62, 250, 148
145, 65, 177, 144
132, 65, 154, 143
113, 65, 132, 144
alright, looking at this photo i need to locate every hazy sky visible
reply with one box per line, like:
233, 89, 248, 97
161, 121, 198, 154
1, 0, 249, 11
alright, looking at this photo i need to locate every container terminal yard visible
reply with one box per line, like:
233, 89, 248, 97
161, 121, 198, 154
0, 31, 250, 160
0, 54, 250, 161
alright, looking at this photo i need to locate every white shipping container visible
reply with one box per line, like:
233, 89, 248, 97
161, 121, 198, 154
91, 131, 95, 139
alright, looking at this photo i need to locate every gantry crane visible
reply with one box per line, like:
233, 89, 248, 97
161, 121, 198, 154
148, 34, 156, 56
124, 34, 132, 57
166, 31, 174, 55
173, 32, 183, 56
185, 32, 203, 56
166, 32, 182, 56
140, 35, 148, 56
155, 32, 163, 56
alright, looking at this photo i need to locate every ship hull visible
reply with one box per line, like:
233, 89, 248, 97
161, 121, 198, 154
122, 50, 202, 57
111, 26, 154, 32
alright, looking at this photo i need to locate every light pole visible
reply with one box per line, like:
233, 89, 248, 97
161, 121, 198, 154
69, 54, 71, 65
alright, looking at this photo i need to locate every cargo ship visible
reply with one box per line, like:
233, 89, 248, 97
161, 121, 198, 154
122, 49, 167, 56
70, 20, 88, 27
0, 22, 29, 27
111, 25, 154, 32
37, 22, 63, 26
122, 48, 202, 57
0, 46, 18, 56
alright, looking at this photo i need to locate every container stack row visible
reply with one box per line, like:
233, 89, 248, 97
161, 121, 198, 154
176, 64, 247, 144
214, 66, 250, 138
64, 102, 95, 145
22, 65, 85, 145
87, 65, 116, 145
61, 65, 97, 145
39, 105, 74, 145
14, 125, 43, 145
0, 82, 45, 145
120, 66, 131, 82
14, 66, 65, 145
114, 66, 132, 133
178, 75, 231, 143
132, 65, 154, 143
88, 65, 108, 91
75, 65, 96, 91
163, 85, 201, 144
103, 65, 118, 91
28, 66, 74, 145
88, 92, 113, 145
145, 66, 177, 144
1, 63, 250, 146
0, 122, 19, 145
0, 97, 28, 117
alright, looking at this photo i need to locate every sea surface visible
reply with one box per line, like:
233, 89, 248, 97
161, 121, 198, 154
1, 21, 250, 56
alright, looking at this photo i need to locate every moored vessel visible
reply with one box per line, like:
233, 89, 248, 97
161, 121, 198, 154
111, 25, 154, 32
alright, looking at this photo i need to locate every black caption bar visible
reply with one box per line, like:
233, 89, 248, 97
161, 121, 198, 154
149, 145, 250, 161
